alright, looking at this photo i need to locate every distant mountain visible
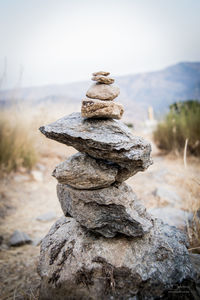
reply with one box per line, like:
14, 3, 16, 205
116, 62, 200, 118
1, 62, 200, 122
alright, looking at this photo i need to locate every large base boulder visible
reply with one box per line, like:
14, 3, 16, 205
38, 217, 197, 300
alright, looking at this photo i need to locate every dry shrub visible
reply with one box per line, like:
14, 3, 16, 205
0, 102, 76, 174
176, 169, 200, 253
154, 100, 200, 156
185, 178, 200, 253
0, 107, 38, 172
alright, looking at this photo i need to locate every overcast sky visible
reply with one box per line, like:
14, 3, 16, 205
0, 0, 200, 89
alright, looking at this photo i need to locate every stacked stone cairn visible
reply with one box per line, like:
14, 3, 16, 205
81, 71, 124, 120
38, 72, 197, 300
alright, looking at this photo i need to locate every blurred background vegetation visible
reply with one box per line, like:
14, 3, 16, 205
153, 100, 200, 156
0, 108, 37, 173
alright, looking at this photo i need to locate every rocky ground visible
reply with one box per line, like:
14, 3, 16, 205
0, 133, 200, 300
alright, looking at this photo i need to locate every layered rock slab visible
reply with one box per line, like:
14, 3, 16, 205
53, 152, 118, 189
86, 84, 120, 100
39, 113, 152, 180
57, 182, 153, 237
38, 216, 196, 300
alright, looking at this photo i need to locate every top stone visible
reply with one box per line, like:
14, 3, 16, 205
92, 71, 110, 76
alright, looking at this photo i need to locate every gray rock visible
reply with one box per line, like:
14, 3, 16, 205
39, 113, 152, 179
153, 186, 182, 206
9, 230, 32, 246
38, 216, 196, 300
57, 182, 153, 238
36, 211, 56, 222
86, 84, 120, 100
149, 207, 193, 228
81, 98, 124, 119
52, 152, 118, 189
92, 75, 114, 84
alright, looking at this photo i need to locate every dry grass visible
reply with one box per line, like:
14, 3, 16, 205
0, 246, 40, 300
153, 101, 200, 251
0, 103, 75, 175
165, 155, 200, 253
154, 100, 200, 156
0, 107, 38, 173
184, 178, 200, 253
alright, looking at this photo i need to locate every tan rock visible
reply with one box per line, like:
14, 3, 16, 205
92, 71, 110, 76
92, 75, 114, 84
86, 84, 120, 100
81, 98, 124, 119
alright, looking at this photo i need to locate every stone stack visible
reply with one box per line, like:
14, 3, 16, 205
81, 71, 124, 119
38, 72, 197, 300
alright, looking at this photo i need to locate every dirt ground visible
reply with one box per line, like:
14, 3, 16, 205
0, 134, 200, 300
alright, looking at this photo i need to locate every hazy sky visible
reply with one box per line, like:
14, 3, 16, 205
0, 0, 200, 88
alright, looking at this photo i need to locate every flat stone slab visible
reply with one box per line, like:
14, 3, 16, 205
81, 98, 124, 119
39, 113, 152, 179
92, 75, 114, 84
57, 182, 153, 238
86, 84, 120, 100
53, 152, 118, 189
9, 230, 32, 246
38, 216, 196, 300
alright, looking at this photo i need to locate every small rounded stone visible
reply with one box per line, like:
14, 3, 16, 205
92, 75, 114, 84
92, 71, 110, 76
86, 84, 120, 100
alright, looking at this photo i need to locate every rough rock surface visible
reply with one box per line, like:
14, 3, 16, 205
39, 113, 152, 179
57, 183, 153, 237
53, 152, 118, 189
38, 216, 196, 300
92, 75, 114, 84
92, 71, 110, 76
86, 84, 120, 100
81, 98, 124, 119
